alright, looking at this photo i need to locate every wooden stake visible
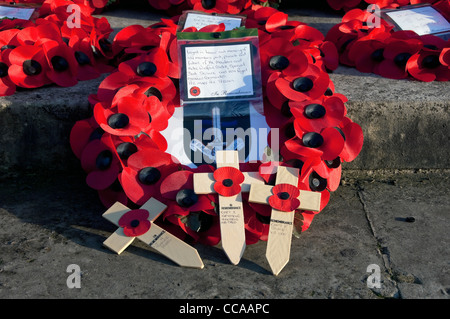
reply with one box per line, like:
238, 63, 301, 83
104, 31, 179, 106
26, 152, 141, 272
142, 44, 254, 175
193, 150, 264, 265
248, 166, 321, 276
102, 198, 204, 269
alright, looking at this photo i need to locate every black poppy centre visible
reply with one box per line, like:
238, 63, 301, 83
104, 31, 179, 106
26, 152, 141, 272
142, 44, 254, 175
293, 77, 314, 92
201, 0, 216, 10
51, 56, 69, 72
137, 62, 157, 77
176, 189, 199, 208
304, 103, 326, 119
302, 132, 324, 148
269, 55, 290, 71
108, 113, 129, 129
96, 150, 113, 170
23, 60, 42, 76
138, 167, 161, 185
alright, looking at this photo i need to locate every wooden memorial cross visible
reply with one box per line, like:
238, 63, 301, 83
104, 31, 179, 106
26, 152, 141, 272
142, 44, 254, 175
102, 197, 204, 269
193, 150, 264, 265
248, 166, 322, 275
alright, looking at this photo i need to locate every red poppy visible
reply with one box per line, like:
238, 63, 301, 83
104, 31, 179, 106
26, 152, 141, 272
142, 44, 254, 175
407, 47, 450, 82
213, 166, 245, 196
259, 35, 309, 84
244, 6, 280, 30
160, 168, 220, 246
41, 39, 78, 87
111, 84, 173, 132
0, 29, 20, 63
96, 176, 130, 208
264, 11, 305, 37
263, 98, 294, 129
189, 0, 229, 13
159, 30, 180, 79
66, 28, 102, 81
347, 38, 387, 74
290, 96, 346, 133
112, 24, 161, 57
70, 116, 104, 159
268, 183, 300, 212
118, 209, 151, 237
337, 116, 364, 163
93, 92, 153, 137
117, 47, 169, 79
119, 148, 180, 205
273, 64, 330, 102
315, 41, 340, 72
441, 47, 450, 67
8, 44, 51, 88
80, 136, 122, 191
0, 55, 16, 97
377, 37, 423, 79
285, 125, 345, 161
326, 0, 362, 11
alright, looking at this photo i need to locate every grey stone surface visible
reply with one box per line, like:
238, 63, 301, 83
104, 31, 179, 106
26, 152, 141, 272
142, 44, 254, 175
0, 169, 448, 299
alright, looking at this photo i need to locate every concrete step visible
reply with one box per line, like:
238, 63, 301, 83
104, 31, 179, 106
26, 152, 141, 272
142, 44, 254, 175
0, 7, 449, 174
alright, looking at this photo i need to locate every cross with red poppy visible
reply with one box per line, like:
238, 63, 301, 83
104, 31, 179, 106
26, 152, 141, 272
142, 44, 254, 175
102, 197, 204, 269
193, 150, 265, 265
248, 166, 321, 276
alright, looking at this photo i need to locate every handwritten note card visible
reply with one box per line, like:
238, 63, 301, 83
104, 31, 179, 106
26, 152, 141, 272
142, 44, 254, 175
184, 43, 254, 99
0, 6, 35, 20
183, 12, 243, 31
385, 6, 450, 36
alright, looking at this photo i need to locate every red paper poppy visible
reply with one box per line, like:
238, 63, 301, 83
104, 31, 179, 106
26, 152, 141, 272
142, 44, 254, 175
315, 41, 340, 72
8, 44, 51, 88
377, 37, 423, 79
113, 24, 161, 57
273, 64, 330, 102
0, 55, 16, 97
111, 84, 173, 132
189, 0, 229, 13
67, 28, 102, 81
80, 136, 122, 191
118, 209, 151, 237
326, 0, 362, 11
441, 48, 450, 67
41, 39, 79, 87
290, 96, 346, 133
213, 166, 245, 196
259, 36, 309, 84
119, 148, 180, 205
347, 38, 387, 74
160, 168, 220, 245
407, 50, 450, 82
159, 30, 179, 79
337, 116, 364, 163
70, 116, 103, 159
244, 6, 280, 29
264, 11, 304, 37
94, 92, 153, 137
285, 125, 345, 161
268, 183, 300, 212
0, 29, 20, 63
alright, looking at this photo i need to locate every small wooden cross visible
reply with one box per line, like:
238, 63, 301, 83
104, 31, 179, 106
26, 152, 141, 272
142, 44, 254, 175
248, 166, 321, 276
193, 150, 265, 265
102, 197, 204, 269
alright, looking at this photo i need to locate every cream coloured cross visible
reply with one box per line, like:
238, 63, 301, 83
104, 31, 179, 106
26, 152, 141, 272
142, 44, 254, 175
193, 150, 264, 265
102, 197, 204, 269
248, 166, 321, 275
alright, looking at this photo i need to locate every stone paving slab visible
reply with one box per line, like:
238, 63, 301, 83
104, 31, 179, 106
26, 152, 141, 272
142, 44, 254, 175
0, 169, 448, 299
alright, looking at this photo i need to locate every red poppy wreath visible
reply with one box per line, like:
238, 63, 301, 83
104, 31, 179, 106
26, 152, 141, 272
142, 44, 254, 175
70, 4, 364, 248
